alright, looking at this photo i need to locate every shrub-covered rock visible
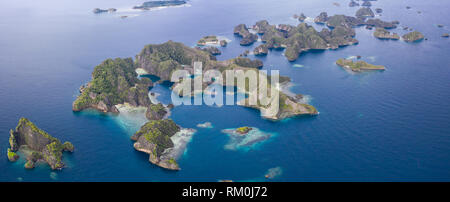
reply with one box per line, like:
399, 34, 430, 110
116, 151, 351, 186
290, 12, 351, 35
7, 118, 74, 170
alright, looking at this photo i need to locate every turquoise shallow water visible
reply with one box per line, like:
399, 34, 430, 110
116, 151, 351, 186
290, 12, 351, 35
1, 0, 450, 181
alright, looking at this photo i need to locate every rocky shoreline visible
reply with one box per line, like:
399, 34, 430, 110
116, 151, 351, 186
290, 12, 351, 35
374, 28, 400, 40
7, 118, 74, 170
131, 119, 182, 170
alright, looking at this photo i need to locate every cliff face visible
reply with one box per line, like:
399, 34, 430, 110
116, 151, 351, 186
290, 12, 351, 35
8, 118, 74, 170
131, 119, 181, 170
135, 41, 212, 81
234, 24, 258, 46
238, 90, 318, 121
72, 58, 152, 113
146, 103, 168, 120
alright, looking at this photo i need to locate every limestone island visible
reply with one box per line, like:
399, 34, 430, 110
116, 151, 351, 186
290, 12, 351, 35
244, 9, 399, 62
132, 41, 316, 120
402, 31, 425, 42
93, 8, 117, 14
356, 7, 375, 19
373, 28, 400, 40
336, 58, 385, 72
73, 41, 317, 169
7, 118, 74, 170
133, 0, 187, 10
234, 24, 258, 46
250, 19, 358, 61
197, 35, 219, 46
131, 119, 182, 170
73, 58, 152, 113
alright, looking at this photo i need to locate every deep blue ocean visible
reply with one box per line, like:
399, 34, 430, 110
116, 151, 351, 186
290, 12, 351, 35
1, 0, 449, 181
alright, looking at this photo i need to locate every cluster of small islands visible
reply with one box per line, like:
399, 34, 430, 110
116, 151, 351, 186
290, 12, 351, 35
6, 1, 449, 180
93, 0, 188, 19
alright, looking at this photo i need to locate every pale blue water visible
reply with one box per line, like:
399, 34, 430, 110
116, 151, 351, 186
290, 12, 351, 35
1, 0, 450, 181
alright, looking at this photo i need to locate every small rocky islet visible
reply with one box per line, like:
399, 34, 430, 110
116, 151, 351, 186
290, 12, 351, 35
402, 31, 425, 42
131, 119, 182, 170
234, 24, 259, 46
92, 8, 117, 14
336, 58, 385, 72
235, 127, 253, 135
197, 35, 219, 46
373, 28, 400, 40
7, 118, 74, 170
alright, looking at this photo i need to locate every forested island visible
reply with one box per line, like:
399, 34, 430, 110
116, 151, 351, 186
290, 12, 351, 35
336, 58, 386, 72
133, 0, 187, 10
237, 6, 404, 62
7, 118, 74, 170
72, 41, 317, 170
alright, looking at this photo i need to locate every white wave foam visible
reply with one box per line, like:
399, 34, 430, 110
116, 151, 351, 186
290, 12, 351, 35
135, 68, 149, 76
197, 122, 213, 128
292, 64, 305, 68
163, 128, 197, 159
115, 103, 148, 135
221, 127, 274, 151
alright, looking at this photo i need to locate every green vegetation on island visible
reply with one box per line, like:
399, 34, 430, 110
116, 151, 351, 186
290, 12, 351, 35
72, 58, 152, 113
7, 118, 74, 170
232, 57, 263, 69
356, 7, 375, 19
197, 35, 219, 46
135, 41, 317, 120
250, 19, 358, 61
146, 103, 168, 120
336, 58, 386, 72
373, 28, 400, 40
402, 31, 425, 42
234, 24, 258, 46
236, 127, 253, 135
7, 148, 19, 162
131, 119, 181, 170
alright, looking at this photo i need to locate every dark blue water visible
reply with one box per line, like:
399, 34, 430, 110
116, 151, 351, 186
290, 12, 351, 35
1, 0, 450, 181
